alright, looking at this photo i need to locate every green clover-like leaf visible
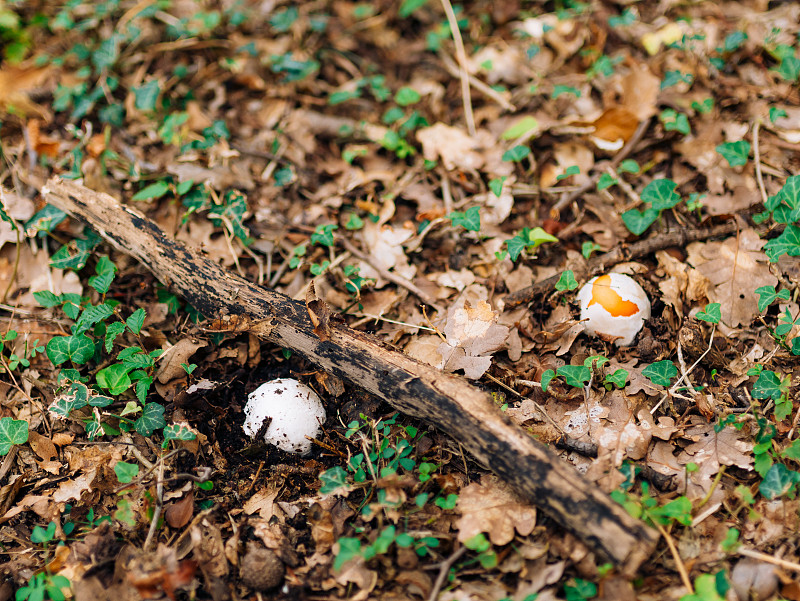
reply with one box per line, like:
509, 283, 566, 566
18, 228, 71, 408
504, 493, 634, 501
696, 303, 721, 324
320, 465, 349, 494
621, 207, 659, 235
501, 145, 530, 162
555, 270, 578, 291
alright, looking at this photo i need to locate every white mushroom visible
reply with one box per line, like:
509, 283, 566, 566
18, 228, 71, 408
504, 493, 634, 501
243, 378, 326, 455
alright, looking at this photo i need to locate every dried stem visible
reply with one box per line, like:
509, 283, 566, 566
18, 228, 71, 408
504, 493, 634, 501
439, 0, 476, 136
753, 120, 768, 206
655, 522, 693, 594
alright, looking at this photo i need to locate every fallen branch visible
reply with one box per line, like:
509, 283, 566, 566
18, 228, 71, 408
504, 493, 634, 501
502, 221, 740, 309
42, 177, 659, 574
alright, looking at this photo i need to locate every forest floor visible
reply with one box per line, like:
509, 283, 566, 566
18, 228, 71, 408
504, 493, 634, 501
1, 1, 800, 600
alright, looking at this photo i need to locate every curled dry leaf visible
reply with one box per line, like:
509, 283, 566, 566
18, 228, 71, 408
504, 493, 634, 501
456, 475, 536, 546
438, 300, 509, 379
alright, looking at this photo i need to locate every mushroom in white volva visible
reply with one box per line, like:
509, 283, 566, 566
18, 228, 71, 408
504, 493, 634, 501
243, 378, 326, 455
576, 273, 651, 346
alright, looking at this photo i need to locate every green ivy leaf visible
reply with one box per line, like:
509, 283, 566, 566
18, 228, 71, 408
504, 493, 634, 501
621, 207, 659, 235
46, 334, 94, 366
96, 363, 132, 395
505, 235, 527, 261
696, 303, 721, 324
581, 241, 601, 259
754, 286, 790, 312
617, 159, 640, 174
556, 365, 591, 388
135, 403, 166, 436
597, 172, 618, 190
775, 56, 800, 82
48, 381, 90, 417
133, 80, 160, 111
448, 206, 481, 232
556, 165, 580, 182
555, 270, 578, 291
641, 179, 681, 211
333, 537, 362, 571
642, 360, 678, 387
311, 224, 338, 247
604, 369, 628, 388
345, 213, 364, 230
163, 423, 196, 446
769, 107, 788, 123
751, 370, 783, 401
0, 417, 28, 455
540, 369, 555, 392
488, 177, 506, 197
659, 108, 690, 135
759, 463, 800, 499
648, 495, 692, 526
114, 460, 139, 484
320, 466, 349, 494
763, 224, 800, 262
394, 86, 421, 106
715, 141, 751, 167
680, 573, 726, 601
501, 145, 530, 162
525, 227, 558, 249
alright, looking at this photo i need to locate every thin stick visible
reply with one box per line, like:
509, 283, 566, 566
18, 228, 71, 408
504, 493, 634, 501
753, 120, 769, 206
504, 222, 741, 309
655, 522, 693, 594
143, 457, 165, 551
439, 52, 515, 111
428, 546, 467, 601
439, 0, 476, 136
738, 547, 800, 573
338, 236, 443, 312
483, 372, 564, 435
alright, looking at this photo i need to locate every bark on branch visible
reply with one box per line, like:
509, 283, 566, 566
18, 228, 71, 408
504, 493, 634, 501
42, 177, 659, 574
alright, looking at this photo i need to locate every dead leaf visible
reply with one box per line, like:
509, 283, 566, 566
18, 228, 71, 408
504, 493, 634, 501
155, 338, 207, 384
438, 300, 509, 379
456, 475, 536, 545
416, 123, 484, 171
306, 281, 333, 341
165, 491, 194, 529
242, 485, 280, 519
687, 228, 777, 327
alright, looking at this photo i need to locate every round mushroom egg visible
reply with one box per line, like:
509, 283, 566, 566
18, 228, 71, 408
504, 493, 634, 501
243, 378, 326, 455
576, 273, 651, 346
